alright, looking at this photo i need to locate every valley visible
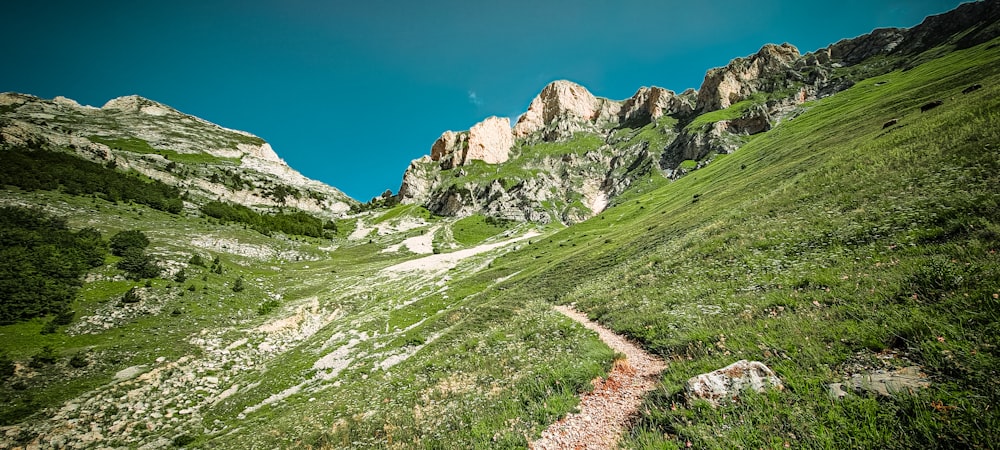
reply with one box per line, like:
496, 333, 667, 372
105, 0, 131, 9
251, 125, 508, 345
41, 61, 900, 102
2, 2, 1000, 448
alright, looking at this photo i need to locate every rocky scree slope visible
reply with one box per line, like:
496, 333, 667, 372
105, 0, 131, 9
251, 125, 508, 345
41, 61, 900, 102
0, 93, 354, 217
396, 0, 1000, 224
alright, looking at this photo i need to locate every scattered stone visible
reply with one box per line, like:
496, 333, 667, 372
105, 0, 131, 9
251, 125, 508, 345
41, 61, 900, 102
882, 118, 899, 129
962, 83, 983, 94
114, 365, 147, 381
920, 99, 944, 112
685, 360, 784, 407
828, 366, 930, 400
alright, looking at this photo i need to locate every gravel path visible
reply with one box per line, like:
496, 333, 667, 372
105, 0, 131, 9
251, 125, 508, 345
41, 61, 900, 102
532, 305, 667, 450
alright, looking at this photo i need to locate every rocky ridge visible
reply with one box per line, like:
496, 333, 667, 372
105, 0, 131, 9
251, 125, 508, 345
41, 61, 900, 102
0, 93, 354, 216
395, 0, 1000, 224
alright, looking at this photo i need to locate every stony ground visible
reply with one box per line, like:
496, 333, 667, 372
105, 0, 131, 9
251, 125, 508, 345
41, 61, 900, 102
531, 305, 666, 450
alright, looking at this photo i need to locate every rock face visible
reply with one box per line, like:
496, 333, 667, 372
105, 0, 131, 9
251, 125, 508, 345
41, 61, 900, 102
429, 117, 513, 170
513, 80, 622, 140
620, 86, 695, 125
685, 360, 784, 407
467, 117, 513, 164
696, 43, 801, 113
0, 93, 354, 216
397, 1, 1000, 223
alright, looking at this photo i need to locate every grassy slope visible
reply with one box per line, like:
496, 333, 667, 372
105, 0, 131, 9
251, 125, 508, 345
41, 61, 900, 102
477, 37, 1000, 448
3, 34, 998, 450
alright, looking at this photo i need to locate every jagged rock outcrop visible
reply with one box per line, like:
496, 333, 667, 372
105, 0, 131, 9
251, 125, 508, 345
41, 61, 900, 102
429, 117, 513, 170
513, 80, 622, 140
400, 0, 1000, 223
467, 117, 513, 164
0, 93, 354, 216
620, 86, 696, 125
696, 43, 802, 113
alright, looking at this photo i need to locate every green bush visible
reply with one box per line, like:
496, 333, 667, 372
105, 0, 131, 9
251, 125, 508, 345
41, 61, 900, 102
121, 287, 142, 304
68, 353, 89, 368
188, 254, 206, 267
257, 299, 280, 315
109, 230, 149, 256
116, 248, 161, 280
29, 346, 58, 368
0, 351, 14, 379
232, 276, 245, 292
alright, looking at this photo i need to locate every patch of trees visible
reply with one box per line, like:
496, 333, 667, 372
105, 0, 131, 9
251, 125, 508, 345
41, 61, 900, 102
200, 201, 335, 238
0, 147, 183, 214
111, 230, 161, 280
350, 189, 399, 213
0, 206, 107, 324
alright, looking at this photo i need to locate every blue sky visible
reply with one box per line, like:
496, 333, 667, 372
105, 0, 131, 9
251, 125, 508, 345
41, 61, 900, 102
3, 0, 967, 201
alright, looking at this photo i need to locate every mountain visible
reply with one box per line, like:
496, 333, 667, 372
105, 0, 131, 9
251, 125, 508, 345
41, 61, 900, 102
396, 0, 1000, 224
0, 93, 354, 216
1, 1, 1000, 449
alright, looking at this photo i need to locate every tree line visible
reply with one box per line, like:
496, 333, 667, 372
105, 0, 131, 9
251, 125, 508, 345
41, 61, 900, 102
200, 201, 335, 238
0, 207, 107, 324
0, 147, 183, 214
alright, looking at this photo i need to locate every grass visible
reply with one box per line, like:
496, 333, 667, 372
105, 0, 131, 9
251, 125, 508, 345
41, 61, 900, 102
88, 136, 241, 165
451, 214, 515, 246
478, 35, 1000, 449
686, 93, 768, 130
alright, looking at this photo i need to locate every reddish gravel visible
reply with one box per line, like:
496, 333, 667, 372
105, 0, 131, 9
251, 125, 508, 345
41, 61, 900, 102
531, 305, 667, 450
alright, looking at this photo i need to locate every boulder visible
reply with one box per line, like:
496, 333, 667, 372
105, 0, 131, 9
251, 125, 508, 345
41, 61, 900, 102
685, 360, 783, 406
828, 366, 930, 400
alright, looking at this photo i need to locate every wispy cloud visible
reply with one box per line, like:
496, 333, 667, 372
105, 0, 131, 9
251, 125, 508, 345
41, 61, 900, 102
467, 90, 483, 106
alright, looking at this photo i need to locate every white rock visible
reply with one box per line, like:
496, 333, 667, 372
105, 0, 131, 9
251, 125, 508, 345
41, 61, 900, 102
685, 360, 783, 406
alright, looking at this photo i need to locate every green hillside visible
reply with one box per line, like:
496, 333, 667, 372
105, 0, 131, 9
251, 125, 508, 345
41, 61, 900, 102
1, 17, 999, 450
481, 35, 1000, 448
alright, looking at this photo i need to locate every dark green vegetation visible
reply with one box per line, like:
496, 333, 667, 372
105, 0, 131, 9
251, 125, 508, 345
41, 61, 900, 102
88, 135, 241, 165
0, 207, 106, 324
0, 147, 183, 213
201, 200, 336, 238
475, 36, 1000, 448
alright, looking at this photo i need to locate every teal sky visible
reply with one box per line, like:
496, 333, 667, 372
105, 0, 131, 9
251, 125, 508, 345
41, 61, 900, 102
3, 1, 967, 201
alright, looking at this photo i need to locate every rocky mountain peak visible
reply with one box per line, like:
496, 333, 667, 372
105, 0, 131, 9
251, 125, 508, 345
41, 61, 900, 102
696, 43, 800, 113
513, 80, 621, 139
428, 116, 513, 170
620, 86, 695, 125
102, 95, 177, 116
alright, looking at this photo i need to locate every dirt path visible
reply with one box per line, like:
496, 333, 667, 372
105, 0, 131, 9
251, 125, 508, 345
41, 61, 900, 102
532, 305, 667, 450
381, 231, 539, 274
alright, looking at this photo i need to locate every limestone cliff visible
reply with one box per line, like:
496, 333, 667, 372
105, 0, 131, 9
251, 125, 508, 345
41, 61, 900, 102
395, 0, 1000, 222
0, 93, 354, 217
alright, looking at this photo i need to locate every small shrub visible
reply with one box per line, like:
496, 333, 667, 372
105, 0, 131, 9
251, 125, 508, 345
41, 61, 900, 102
109, 230, 150, 256
232, 276, 245, 293
116, 248, 162, 280
172, 434, 196, 447
188, 255, 206, 267
121, 287, 142, 304
174, 269, 187, 283
29, 346, 58, 368
0, 351, 14, 379
257, 299, 280, 315
68, 353, 89, 368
